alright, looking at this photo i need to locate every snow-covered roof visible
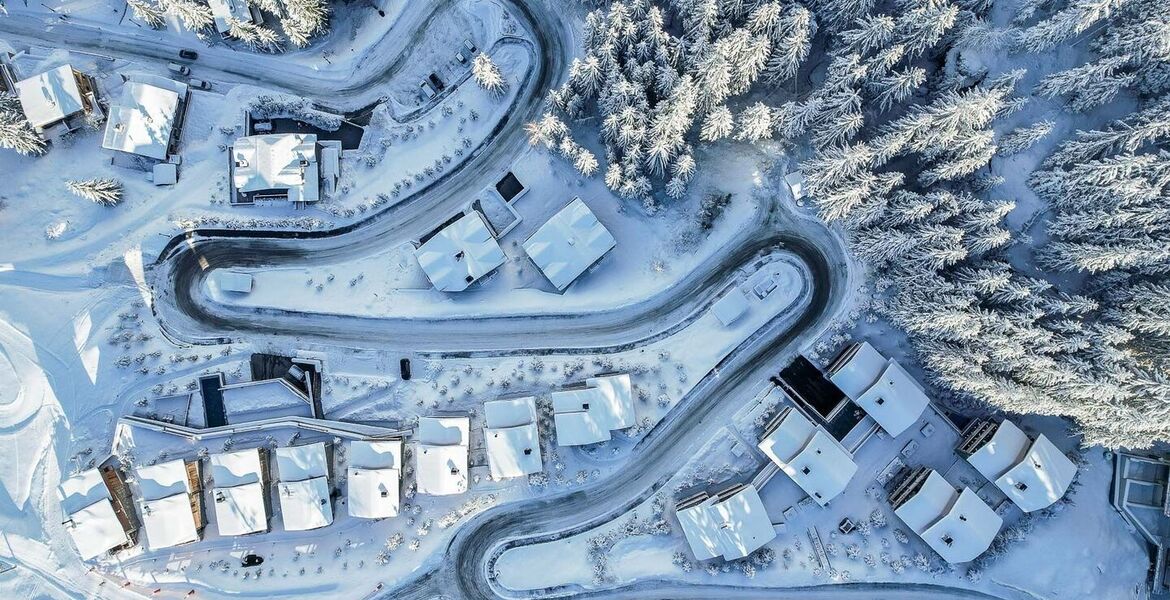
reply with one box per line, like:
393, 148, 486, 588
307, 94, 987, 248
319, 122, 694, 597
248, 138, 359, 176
415, 213, 506, 292
277, 476, 333, 531
347, 440, 402, 519
211, 481, 268, 536
784, 171, 806, 200
208, 0, 254, 33
894, 470, 1001, 564
135, 459, 191, 501
996, 434, 1077, 513
232, 134, 322, 202
210, 448, 264, 488
676, 484, 775, 561
211, 270, 253, 293
523, 198, 616, 290
15, 64, 86, 129
220, 378, 312, 424
712, 287, 750, 326
967, 420, 1030, 482
416, 416, 470, 495
758, 407, 857, 506
828, 341, 887, 399
851, 360, 930, 437
65, 498, 130, 560
138, 492, 200, 550
551, 374, 634, 446
58, 468, 110, 513
484, 397, 542, 480
349, 440, 403, 470
102, 81, 182, 160
416, 444, 468, 496
348, 466, 400, 519
152, 162, 178, 185
275, 442, 329, 482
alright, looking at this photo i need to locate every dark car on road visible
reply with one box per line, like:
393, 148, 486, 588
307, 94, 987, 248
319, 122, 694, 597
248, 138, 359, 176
179, 49, 198, 60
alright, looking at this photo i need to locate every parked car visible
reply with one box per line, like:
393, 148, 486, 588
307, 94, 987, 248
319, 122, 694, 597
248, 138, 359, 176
419, 80, 436, 99
253, 120, 273, 133
463, 39, 477, 53
455, 51, 467, 64
400, 358, 411, 381
167, 62, 191, 76
178, 49, 198, 60
188, 78, 212, 91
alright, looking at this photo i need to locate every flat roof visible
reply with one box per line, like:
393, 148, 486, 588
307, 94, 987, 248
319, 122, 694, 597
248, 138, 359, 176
277, 476, 333, 531
136, 459, 191, 501
485, 423, 542, 479
66, 499, 130, 560
275, 442, 329, 482
16, 64, 84, 128
418, 415, 470, 446
347, 466, 400, 519
349, 439, 403, 470
220, 378, 312, 424
209, 447, 264, 488
677, 485, 775, 561
523, 198, 616, 290
415, 212, 506, 292
212, 481, 268, 536
415, 444, 468, 496
828, 341, 887, 400
102, 81, 181, 160
852, 360, 930, 437
997, 434, 1077, 513
139, 493, 199, 550
967, 420, 1030, 482
712, 287, 750, 326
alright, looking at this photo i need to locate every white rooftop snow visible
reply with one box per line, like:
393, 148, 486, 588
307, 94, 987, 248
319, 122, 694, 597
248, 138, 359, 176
757, 407, 857, 506
894, 470, 1001, 564
676, 484, 776, 561
58, 470, 128, 560
416, 416, 470, 496
967, 420, 1031, 483
484, 397, 542, 480
997, 434, 1078, 513
65, 499, 130, 560
551, 374, 634, 446
209, 448, 268, 536
852, 360, 930, 437
135, 459, 191, 501
211, 270, 254, 294
415, 212, 506, 292
232, 133, 325, 203
102, 80, 182, 160
828, 341, 887, 399
277, 477, 333, 531
138, 492, 200, 550
275, 443, 329, 482
208, 0, 255, 33
712, 287, 750, 326
15, 64, 86, 129
347, 440, 402, 519
523, 197, 616, 290
220, 378, 312, 423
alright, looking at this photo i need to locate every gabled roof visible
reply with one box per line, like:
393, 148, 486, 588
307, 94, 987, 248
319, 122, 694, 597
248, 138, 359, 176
967, 420, 1030, 482
135, 459, 191, 501
551, 374, 634, 446
416, 416, 470, 495
58, 468, 110, 513
102, 81, 182, 159
415, 213, 506, 292
349, 440, 403, 471
232, 133, 321, 202
523, 198, 616, 290
484, 397, 542, 479
209, 447, 264, 488
211, 481, 268, 536
484, 397, 538, 429
275, 443, 329, 482
757, 407, 857, 506
676, 484, 775, 561
348, 467, 400, 519
65, 498, 129, 560
894, 470, 1001, 564
852, 360, 930, 437
15, 64, 85, 128
139, 493, 199, 550
277, 477, 333, 531
996, 434, 1077, 513
828, 341, 887, 399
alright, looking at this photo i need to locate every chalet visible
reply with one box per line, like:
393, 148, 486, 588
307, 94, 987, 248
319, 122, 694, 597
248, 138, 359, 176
959, 419, 1077, 513
523, 198, 616, 291
416, 416, 470, 496
209, 448, 270, 536
483, 397, 542, 480
347, 440, 403, 519
890, 468, 1001, 564
676, 484, 776, 561
757, 406, 858, 506
57, 468, 136, 560
230, 133, 341, 204
102, 79, 187, 161
134, 459, 204, 551
15, 64, 101, 137
275, 443, 333, 531
551, 373, 634, 446
415, 212, 506, 292
826, 341, 929, 437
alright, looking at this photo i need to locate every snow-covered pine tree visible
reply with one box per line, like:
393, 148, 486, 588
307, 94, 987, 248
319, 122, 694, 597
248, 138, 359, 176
128, 0, 167, 28
1034, 55, 1135, 112
997, 120, 1055, 155
159, 0, 214, 32
228, 18, 283, 52
67, 178, 124, 206
472, 54, 506, 94
0, 93, 47, 156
